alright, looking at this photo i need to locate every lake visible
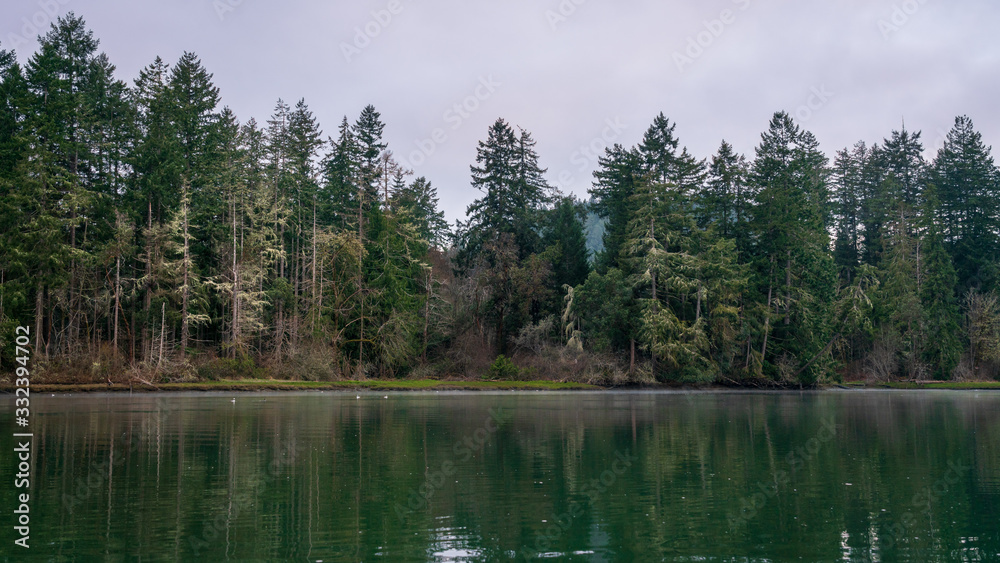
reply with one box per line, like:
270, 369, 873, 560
2, 390, 998, 561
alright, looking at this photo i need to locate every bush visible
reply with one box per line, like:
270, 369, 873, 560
514, 317, 555, 354
197, 357, 265, 381
271, 348, 340, 381
485, 354, 520, 381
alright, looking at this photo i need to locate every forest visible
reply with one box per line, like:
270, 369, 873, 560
2, 14, 1000, 387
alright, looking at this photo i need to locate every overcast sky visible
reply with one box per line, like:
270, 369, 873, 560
3, 0, 998, 222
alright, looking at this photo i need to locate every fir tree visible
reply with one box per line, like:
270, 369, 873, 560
392, 176, 450, 247
700, 140, 751, 241
322, 116, 361, 230
590, 143, 641, 272
933, 115, 1000, 293
748, 112, 837, 384
353, 104, 387, 212
543, 197, 591, 291
463, 118, 550, 264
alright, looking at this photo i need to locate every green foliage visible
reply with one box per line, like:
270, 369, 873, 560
543, 197, 591, 294
2, 17, 999, 388
392, 176, 450, 247
700, 140, 752, 243
933, 116, 1000, 293
575, 268, 636, 354
197, 357, 266, 381
591, 143, 640, 272
964, 291, 1000, 379
747, 112, 837, 385
485, 354, 520, 381
461, 118, 551, 266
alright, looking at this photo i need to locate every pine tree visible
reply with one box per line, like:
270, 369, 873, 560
625, 177, 742, 382
0, 43, 30, 364
353, 104, 387, 214
574, 268, 637, 357
590, 143, 641, 272
832, 143, 866, 280
463, 118, 550, 264
881, 127, 928, 211
360, 206, 427, 375
543, 197, 591, 291
933, 115, 1000, 293
637, 113, 706, 198
920, 228, 962, 379
285, 98, 323, 347
748, 112, 837, 384
166, 51, 220, 357
322, 116, 360, 230
392, 176, 449, 247
20, 13, 105, 357
700, 140, 751, 241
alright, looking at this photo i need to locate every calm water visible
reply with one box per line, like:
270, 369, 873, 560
1, 390, 998, 561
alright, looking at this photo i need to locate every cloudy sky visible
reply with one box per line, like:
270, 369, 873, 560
3, 0, 998, 222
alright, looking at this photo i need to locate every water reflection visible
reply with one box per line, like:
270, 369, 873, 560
0, 390, 997, 561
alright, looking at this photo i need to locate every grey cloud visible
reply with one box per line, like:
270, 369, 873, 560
3, 0, 997, 221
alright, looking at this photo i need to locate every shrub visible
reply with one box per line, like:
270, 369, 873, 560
197, 357, 265, 381
514, 317, 555, 355
485, 354, 520, 381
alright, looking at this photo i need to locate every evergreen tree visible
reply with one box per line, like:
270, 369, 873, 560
700, 140, 751, 241
748, 112, 837, 384
880, 127, 928, 212
392, 176, 449, 247
19, 13, 105, 357
166, 51, 220, 356
574, 268, 637, 357
543, 197, 591, 291
358, 206, 426, 375
0, 43, 29, 363
933, 115, 1000, 293
625, 177, 742, 382
590, 143, 641, 272
832, 143, 866, 280
322, 116, 360, 230
637, 112, 706, 197
353, 104, 387, 213
462, 118, 550, 264
920, 228, 962, 379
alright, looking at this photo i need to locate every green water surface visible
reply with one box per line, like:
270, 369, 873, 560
1, 390, 998, 561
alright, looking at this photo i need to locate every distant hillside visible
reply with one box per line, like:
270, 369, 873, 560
582, 204, 606, 262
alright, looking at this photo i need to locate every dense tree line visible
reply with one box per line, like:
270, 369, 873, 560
2, 15, 999, 385
579, 111, 1000, 385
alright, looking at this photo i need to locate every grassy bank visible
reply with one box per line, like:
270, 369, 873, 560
2, 379, 602, 393
841, 381, 1000, 390
5, 378, 999, 394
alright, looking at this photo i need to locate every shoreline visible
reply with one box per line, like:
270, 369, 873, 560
3, 379, 1000, 394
